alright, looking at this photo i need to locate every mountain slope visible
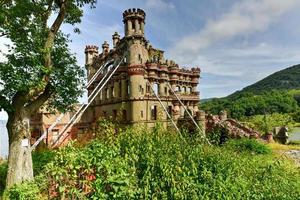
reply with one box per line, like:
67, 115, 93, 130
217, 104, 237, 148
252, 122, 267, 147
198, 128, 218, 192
201, 64, 300, 119
230, 64, 300, 97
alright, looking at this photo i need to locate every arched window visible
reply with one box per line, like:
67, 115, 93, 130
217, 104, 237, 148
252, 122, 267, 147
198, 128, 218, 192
188, 87, 192, 94
105, 88, 109, 99
151, 105, 157, 120
175, 86, 181, 92
183, 86, 186, 94
111, 86, 114, 98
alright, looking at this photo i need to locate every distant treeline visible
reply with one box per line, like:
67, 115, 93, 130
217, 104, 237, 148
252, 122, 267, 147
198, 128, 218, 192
201, 90, 300, 119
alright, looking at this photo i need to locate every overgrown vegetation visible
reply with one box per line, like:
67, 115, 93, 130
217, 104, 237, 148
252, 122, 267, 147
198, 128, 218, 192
3, 122, 300, 199
242, 113, 294, 134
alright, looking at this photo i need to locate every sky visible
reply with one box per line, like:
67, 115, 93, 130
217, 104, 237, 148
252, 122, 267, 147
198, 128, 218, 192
1, 0, 300, 120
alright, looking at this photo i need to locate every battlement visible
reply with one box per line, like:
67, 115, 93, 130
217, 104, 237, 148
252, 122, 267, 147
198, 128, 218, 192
123, 8, 146, 20
191, 67, 201, 73
123, 8, 146, 36
85, 45, 99, 53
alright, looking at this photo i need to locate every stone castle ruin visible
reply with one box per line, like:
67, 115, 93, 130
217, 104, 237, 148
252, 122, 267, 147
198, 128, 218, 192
30, 8, 205, 148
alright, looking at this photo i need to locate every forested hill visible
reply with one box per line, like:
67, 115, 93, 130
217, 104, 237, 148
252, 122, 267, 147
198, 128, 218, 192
230, 64, 300, 97
201, 64, 300, 119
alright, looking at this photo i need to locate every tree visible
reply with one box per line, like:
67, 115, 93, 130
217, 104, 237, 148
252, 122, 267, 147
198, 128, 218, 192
0, 0, 96, 188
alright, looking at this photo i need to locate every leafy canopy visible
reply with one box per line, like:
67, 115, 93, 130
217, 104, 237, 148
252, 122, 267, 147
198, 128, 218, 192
0, 0, 96, 115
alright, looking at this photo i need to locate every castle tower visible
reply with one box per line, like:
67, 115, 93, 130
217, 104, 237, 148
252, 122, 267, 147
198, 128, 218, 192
102, 41, 109, 55
123, 8, 148, 122
84, 45, 99, 81
123, 8, 145, 37
112, 32, 120, 48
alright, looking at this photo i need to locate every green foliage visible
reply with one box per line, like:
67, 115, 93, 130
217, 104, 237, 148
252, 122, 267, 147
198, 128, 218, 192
291, 108, 300, 123
207, 126, 229, 145
0, 0, 96, 114
242, 113, 294, 134
0, 161, 7, 196
202, 90, 299, 119
27, 123, 300, 199
32, 150, 55, 176
226, 139, 272, 154
7, 181, 42, 200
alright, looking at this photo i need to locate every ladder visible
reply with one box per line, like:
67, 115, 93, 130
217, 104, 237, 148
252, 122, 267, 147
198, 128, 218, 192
31, 58, 122, 150
146, 81, 181, 135
167, 83, 211, 145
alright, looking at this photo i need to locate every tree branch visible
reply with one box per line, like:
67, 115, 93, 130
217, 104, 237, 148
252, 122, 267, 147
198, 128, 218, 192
43, 0, 67, 69
11, 91, 29, 111
25, 83, 53, 114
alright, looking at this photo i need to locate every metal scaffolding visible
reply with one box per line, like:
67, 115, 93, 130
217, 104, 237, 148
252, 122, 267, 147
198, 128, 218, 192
31, 57, 124, 150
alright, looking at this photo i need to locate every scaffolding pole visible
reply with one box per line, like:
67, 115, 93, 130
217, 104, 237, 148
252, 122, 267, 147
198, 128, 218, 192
31, 59, 119, 150
167, 83, 211, 145
51, 57, 124, 147
146, 81, 181, 134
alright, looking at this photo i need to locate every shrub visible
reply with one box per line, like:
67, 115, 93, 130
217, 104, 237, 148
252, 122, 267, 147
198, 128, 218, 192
32, 150, 55, 176
7, 181, 42, 200
207, 126, 229, 145
226, 138, 272, 154
242, 113, 294, 134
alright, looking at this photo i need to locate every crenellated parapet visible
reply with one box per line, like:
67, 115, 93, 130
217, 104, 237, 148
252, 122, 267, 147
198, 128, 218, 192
123, 8, 146, 37
123, 8, 146, 21
85, 45, 99, 66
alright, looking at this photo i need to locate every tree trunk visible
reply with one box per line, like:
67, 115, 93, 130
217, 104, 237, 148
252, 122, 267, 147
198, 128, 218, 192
6, 115, 33, 188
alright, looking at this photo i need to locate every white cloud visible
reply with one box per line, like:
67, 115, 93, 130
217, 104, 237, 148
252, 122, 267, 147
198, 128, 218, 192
170, 0, 300, 61
146, 0, 175, 10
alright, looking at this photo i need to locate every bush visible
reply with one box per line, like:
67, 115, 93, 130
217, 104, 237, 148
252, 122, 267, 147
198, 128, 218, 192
32, 150, 55, 176
7, 181, 42, 200
225, 139, 272, 154
207, 126, 229, 145
242, 113, 294, 134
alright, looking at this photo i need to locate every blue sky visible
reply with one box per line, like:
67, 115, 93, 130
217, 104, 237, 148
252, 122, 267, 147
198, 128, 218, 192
1, 0, 300, 120
65, 0, 300, 98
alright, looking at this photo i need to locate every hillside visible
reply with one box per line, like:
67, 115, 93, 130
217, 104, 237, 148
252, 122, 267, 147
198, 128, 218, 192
230, 64, 300, 97
201, 64, 300, 119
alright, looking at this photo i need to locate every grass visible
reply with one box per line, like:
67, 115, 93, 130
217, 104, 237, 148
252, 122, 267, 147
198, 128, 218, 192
267, 142, 300, 151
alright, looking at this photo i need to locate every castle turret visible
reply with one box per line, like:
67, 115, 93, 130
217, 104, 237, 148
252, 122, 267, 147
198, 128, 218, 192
102, 41, 109, 55
123, 8, 146, 37
85, 45, 98, 66
85, 45, 99, 82
112, 32, 120, 48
